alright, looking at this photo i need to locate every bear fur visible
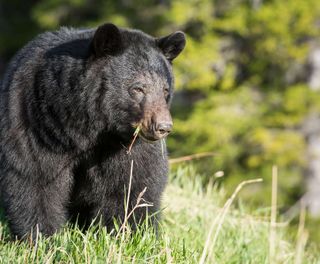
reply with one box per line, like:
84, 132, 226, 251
0, 23, 185, 239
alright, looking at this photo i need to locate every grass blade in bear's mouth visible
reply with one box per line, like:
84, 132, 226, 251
126, 124, 141, 154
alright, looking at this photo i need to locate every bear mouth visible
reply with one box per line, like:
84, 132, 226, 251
130, 123, 169, 143
138, 131, 159, 143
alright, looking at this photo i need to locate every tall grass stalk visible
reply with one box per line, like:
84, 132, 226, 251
199, 178, 263, 264
269, 165, 278, 263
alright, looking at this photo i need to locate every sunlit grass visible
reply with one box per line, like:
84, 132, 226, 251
0, 165, 319, 263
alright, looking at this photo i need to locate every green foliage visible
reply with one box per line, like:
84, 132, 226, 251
169, 86, 261, 172
0, 1, 40, 60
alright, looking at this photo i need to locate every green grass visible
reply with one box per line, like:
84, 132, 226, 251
0, 165, 319, 263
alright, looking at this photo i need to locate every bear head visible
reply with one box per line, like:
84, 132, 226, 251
88, 23, 186, 142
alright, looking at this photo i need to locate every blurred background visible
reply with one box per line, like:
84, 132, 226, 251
1, 0, 320, 244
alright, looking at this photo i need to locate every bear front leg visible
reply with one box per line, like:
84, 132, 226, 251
0, 169, 72, 240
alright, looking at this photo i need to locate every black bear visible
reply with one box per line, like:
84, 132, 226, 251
0, 23, 185, 239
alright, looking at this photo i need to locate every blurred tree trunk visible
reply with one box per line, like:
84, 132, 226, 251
304, 46, 320, 217
304, 114, 320, 216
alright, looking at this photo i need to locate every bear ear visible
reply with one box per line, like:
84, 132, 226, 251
92, 23, 122, 57
156, 31, 186, 62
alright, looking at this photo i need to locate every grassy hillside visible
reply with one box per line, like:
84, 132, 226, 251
0, 165, 319, 263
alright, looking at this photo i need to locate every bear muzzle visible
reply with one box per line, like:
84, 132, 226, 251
139, 121, 172, 142
139, 112, 173, 142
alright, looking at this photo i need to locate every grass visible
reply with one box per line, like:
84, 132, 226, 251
0, 165, 319, 263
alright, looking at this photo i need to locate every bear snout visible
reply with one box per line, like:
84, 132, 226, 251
139, 111, 173, 142
153, 121, 173, 139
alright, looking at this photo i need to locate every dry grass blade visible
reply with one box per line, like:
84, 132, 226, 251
108, 159, 153, 263
269, 165, 278, 264
116, 187, 153, 239
108, 160, 133, 263
282, 194, 307, 223
199, 178, 263, 264
125, 160, 134, 225
116, 161, 153, 240
169, 152, 216, 164
294, 203, 308, 264
127, 125, 141, 154
161, 138, 165, 159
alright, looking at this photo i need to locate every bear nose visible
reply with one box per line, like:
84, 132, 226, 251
155, 122, 173, 138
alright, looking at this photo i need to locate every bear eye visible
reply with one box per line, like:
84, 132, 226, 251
164, 87, 170, 98
129, 85, 145, 101
132, 86, 145, 94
